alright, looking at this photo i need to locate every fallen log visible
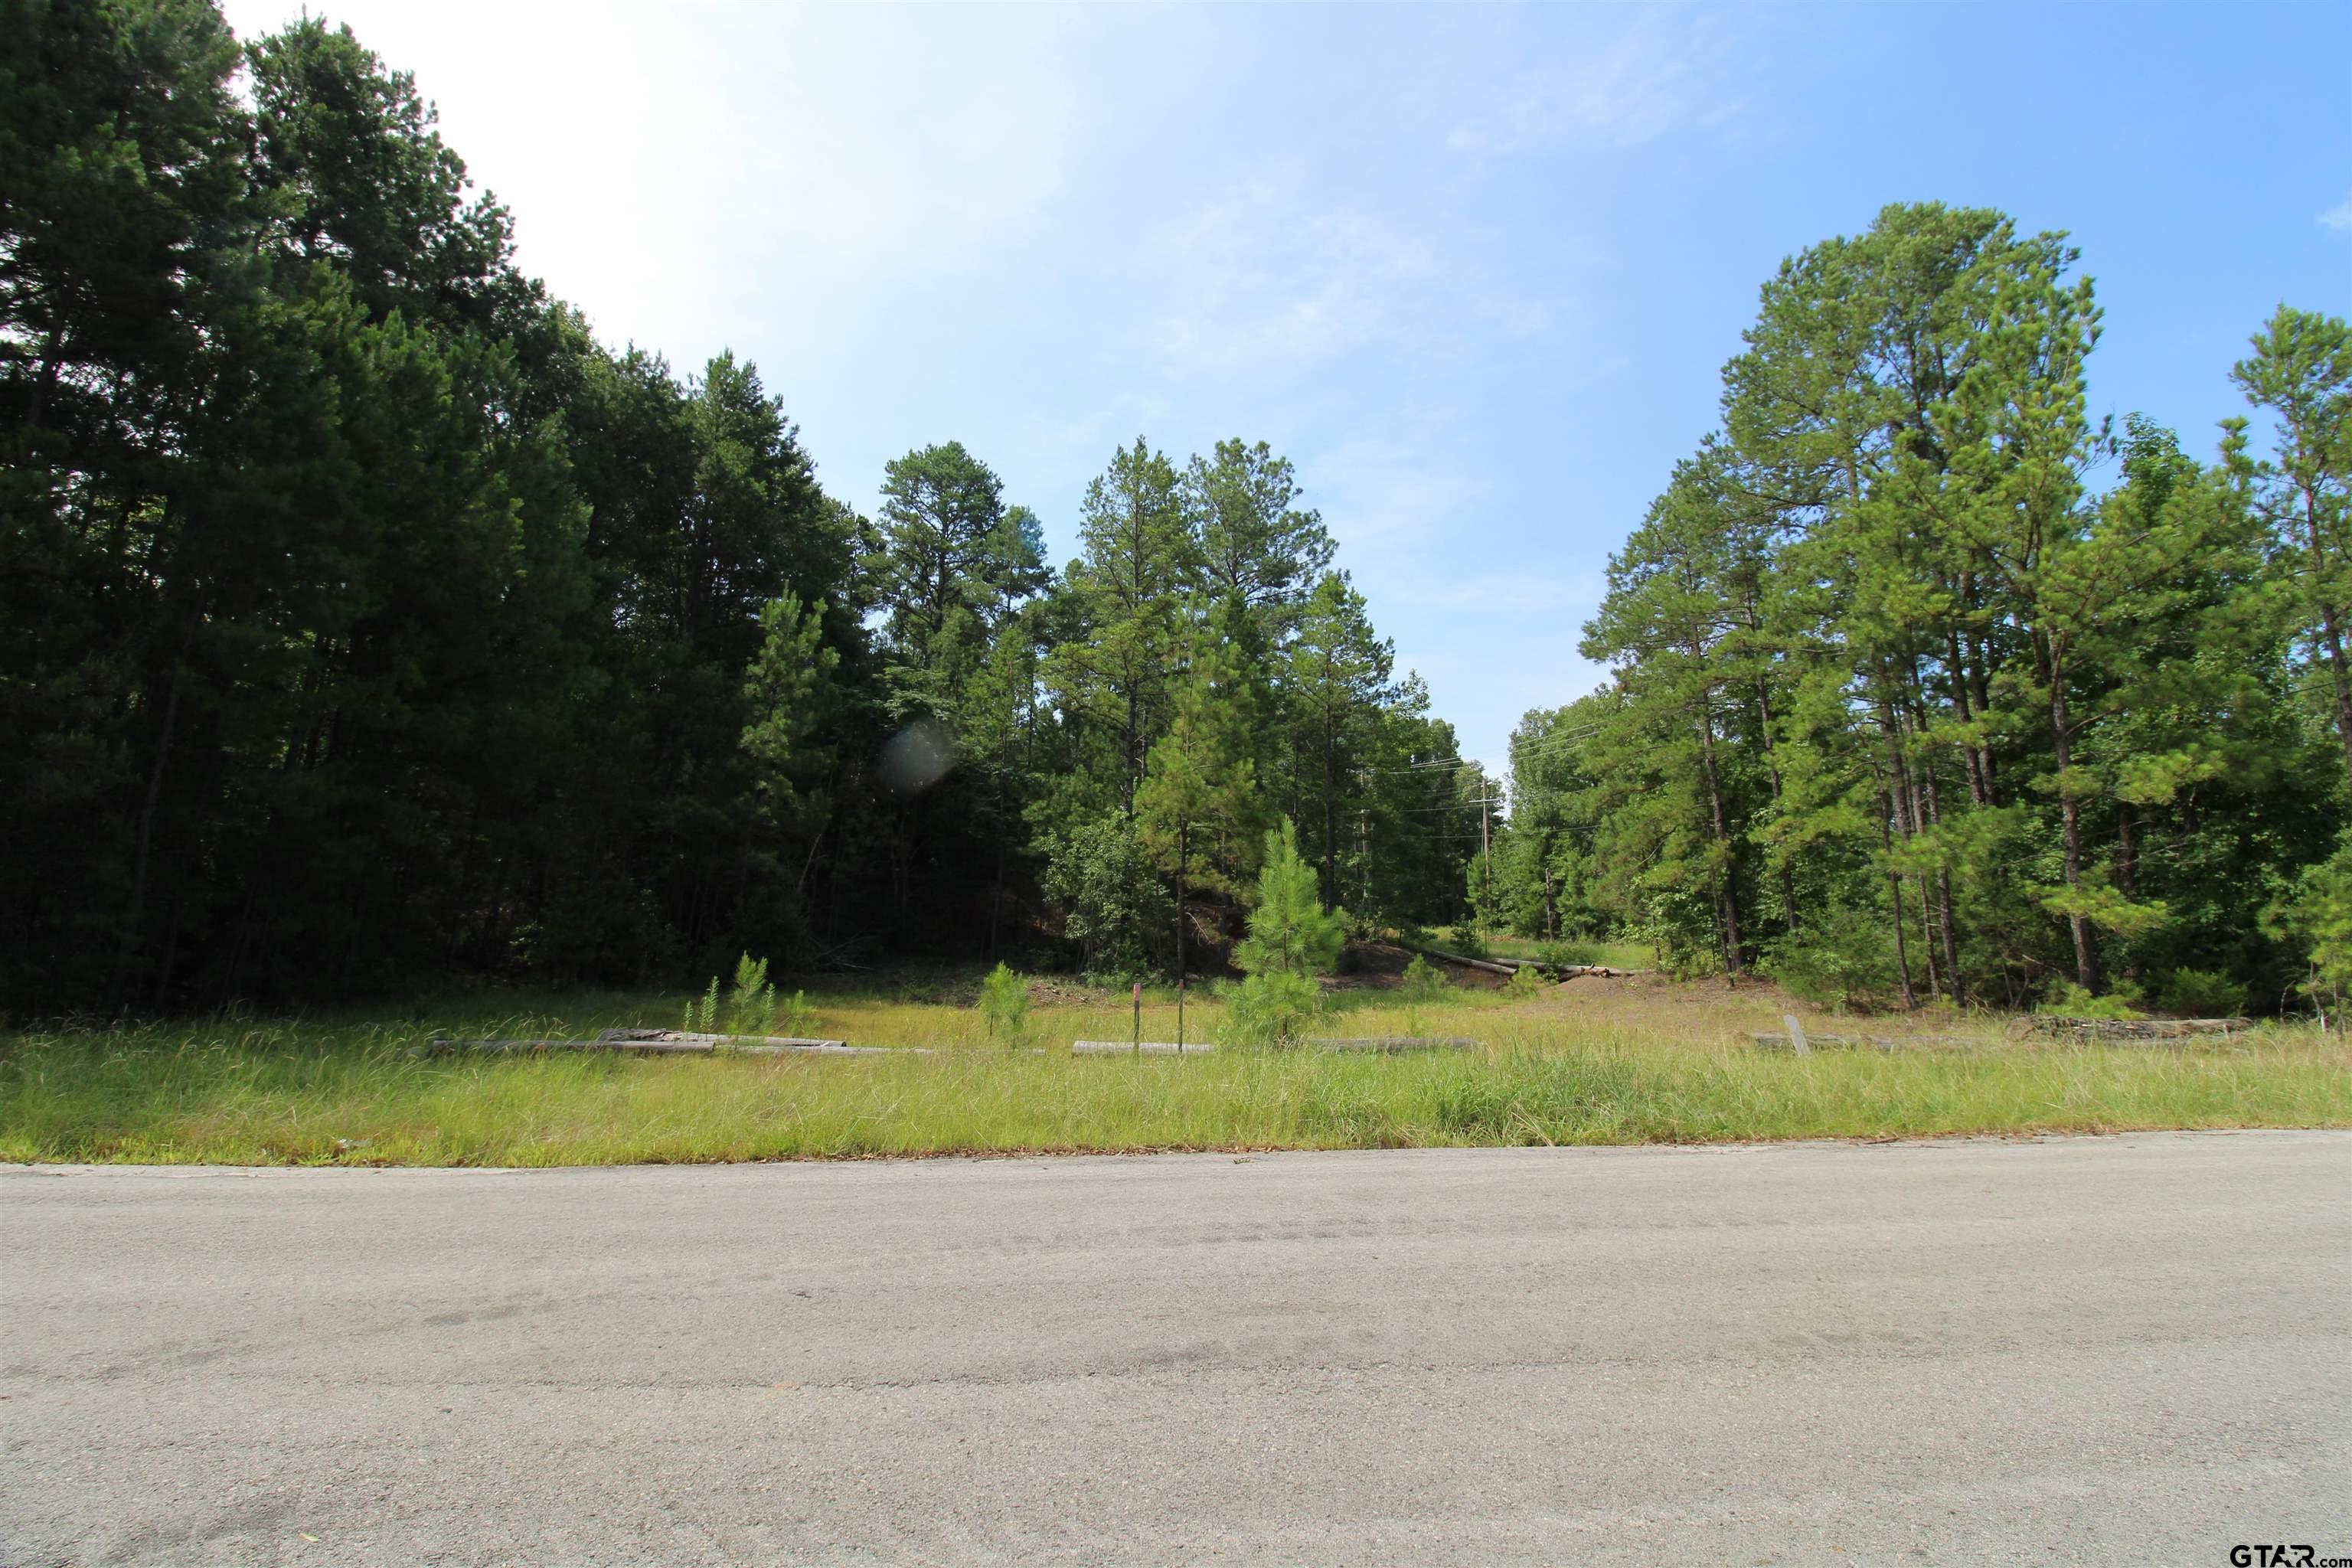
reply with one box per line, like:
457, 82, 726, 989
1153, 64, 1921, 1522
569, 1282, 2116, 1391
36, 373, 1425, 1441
1401, 942, 1648, 981
1749, 1032, 1987, 1053
429, 1031, 886, 1057
2013, 1016, 2252, 1040
431, 1037, 711, 1055
597, 1028, 865, 1051
1404, 945, 1520, 978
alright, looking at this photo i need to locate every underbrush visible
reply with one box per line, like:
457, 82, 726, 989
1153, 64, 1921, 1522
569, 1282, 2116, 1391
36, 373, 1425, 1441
3, 993, 2343, 1165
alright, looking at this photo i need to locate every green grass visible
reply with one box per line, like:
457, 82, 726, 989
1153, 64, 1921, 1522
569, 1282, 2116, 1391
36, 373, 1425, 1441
3, 985, 2344, 1165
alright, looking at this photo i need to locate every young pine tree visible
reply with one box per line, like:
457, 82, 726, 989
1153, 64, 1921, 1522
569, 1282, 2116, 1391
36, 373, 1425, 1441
1223, 819, 1345, 1046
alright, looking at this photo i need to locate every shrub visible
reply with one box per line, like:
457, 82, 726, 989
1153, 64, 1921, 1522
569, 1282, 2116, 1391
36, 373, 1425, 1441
1220, 970, 1322, 1047
1504, 964, 1549, 1000
2266, 839, 2352, 1014
684, 975, 720, 1034
2037, 979, 2146, 1021
1398, 955, 1449, 1006
1757, 908, 1901, 1011
978, 962, 1031, 1046
778, 988, 817, 1037
723, 953, 777, 1039
1537, 939, 1602, 968
1041, 814, 1170, 977
680, 954, 791, 1040
2150, 968, 2249, 1018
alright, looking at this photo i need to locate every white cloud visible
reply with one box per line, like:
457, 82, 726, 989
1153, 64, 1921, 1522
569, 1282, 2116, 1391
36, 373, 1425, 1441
1143, 172, 1570, 381
2323, 190, 2352, 231
1442, 6, 1745, 155
219, 0, 1125, 367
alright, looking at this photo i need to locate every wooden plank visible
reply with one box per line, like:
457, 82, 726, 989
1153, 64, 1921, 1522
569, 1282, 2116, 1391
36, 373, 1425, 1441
597, 1028, 854, 1050
430, 1037, 714, 1055
430, 1034, 883, 1056
1071, 1037, 1475, 1054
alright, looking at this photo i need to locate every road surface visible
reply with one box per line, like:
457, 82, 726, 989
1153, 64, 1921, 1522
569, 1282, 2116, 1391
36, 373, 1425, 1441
4, 1132, 2347, 1565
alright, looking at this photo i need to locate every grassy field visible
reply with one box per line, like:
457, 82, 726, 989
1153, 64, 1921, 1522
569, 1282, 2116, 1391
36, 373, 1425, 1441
1459, 931, 1655, 969
4, 972, 2344, 1165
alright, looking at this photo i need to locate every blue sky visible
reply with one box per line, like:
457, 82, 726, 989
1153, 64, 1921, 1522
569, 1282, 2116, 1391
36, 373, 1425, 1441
222, 0, 2350, 777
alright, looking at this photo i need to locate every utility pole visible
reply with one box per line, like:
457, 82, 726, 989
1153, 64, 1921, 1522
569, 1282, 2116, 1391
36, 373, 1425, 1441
1472, 782, 1502, 933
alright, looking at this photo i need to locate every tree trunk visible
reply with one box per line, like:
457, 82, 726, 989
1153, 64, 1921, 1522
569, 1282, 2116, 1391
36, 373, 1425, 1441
1174, 824, 1187, 1047
1753, 674, 1798, 936
2117, 804, 2141, 983
1909, 694, 1965, 1007
1321, 714, 1339, 911
1967, 632, 1998, 805
1695, 708, 1740, 979
111, 651, 191, 1011
2049, 663, 2096, 995
1916, 873, 1939, 1001
1125, 681, 1141, 818
1946, 626, 1989, 808
1874, 760, 1918, 1009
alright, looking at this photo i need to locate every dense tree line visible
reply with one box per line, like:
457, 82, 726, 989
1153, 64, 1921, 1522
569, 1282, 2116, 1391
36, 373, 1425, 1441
1490, 204, 2350, 1015
1, 3, 1487, 1011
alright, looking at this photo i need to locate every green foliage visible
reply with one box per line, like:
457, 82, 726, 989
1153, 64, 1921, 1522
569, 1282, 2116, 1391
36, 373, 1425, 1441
2150, 969, 2249, 1019
1041, 815, 1171, 979
2038, 981, 2146, 1021
1550, 201, 2347, 1014
12, 9, 2334, 1031
1504, 965, 1549, 1000
1233, 821, 1347, 978
0, 2, 1486, 1014
779, 990, 817, 1038
978, 963, 1031, 1046
1399, 956, 1450, 1005
687, 978, 720, 1036
1537, 940, 1603, 968
2268, 841, 2352, 1013
724, 954, 776, 1040
1219, 970, 1323, 1048
1758, 910, 1903, 1013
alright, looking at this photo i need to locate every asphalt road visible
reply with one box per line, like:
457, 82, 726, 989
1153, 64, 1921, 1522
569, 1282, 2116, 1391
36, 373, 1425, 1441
4, 1132, 2347, 1567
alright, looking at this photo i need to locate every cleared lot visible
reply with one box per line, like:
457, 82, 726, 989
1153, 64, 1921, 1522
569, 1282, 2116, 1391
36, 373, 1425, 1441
3, 1132, 2347, 1566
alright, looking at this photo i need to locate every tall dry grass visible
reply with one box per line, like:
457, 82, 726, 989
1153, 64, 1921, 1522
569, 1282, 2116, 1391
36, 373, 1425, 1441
3, 983, 2343, 1165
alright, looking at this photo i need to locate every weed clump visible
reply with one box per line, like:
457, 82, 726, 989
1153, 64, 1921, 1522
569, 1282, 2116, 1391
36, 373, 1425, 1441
978, 963, 1031, 1047
1400, 955, 1449, 1005
681, 954, 790, 1040
1504, 965, 1550, 1000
